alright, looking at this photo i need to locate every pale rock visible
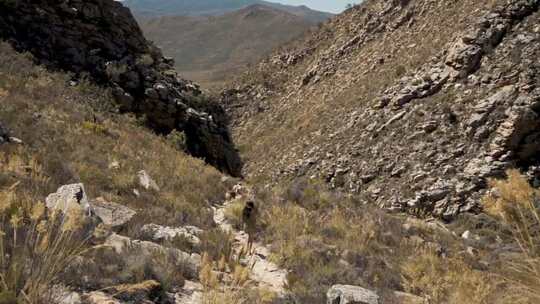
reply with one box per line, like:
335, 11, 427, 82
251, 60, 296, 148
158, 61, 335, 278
141, 223, 202, 246
46, 183, 93, 216
104, 233, 200, 278
90, 197, 136, 228
9, 137, 23, 144
327, 285, 379, 304
137, 170, 160, 191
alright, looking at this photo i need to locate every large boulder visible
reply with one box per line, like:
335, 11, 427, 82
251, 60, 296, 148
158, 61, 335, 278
46, 183, 94, 216
327, 285, 379, 304
137, 170, 160, 192
104, 233, 200, 279
90, 197, 136, 229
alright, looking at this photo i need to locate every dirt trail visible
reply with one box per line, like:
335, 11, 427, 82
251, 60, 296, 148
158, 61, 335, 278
212, 196, 289, 295
175, 185, 289, 303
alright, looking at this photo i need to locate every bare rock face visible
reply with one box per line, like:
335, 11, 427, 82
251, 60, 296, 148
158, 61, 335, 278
0, 0, 241, 176
223, 0, 540, 219
140, 223, 202, 247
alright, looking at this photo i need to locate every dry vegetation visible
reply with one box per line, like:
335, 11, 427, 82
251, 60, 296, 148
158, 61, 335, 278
0, 42, 226, 233
218, 174, 540, 303
483, 170, 540, 303
0, 42, 229, 301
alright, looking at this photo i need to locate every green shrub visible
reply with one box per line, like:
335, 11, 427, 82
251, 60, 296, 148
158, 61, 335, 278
166, 130, 188, 152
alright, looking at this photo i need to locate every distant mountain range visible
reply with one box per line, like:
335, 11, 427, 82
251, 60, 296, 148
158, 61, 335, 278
137, 4, 326, 87
121, 0, 332, 23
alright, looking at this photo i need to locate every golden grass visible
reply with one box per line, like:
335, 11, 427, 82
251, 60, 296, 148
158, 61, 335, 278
483, 170, 540, 303
0, 41, 230, 297
0, 42, 226, 238
0, 156, 90, 303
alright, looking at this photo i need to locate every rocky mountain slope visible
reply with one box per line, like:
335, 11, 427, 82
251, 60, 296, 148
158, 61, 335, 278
0, 0, 241, 176
2, 0, 540, 304
122, 0, 332, 23
222, 0, 540, 219
140, 4, 318, 87
0, 40, 295, 304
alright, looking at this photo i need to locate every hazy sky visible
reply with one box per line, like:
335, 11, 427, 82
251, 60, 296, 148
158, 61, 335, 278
275, 0, 362, 13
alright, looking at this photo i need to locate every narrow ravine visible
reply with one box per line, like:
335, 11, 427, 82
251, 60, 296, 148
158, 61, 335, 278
213, 190, 288, 295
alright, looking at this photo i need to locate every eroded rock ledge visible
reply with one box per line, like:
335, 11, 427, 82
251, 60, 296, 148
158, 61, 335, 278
0, 0, 242, 176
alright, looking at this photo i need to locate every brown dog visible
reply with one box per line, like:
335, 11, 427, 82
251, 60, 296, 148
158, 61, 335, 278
242, 200, 257, 254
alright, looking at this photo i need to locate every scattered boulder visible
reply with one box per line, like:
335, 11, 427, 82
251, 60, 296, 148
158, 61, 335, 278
46, 184, 94, 217
137, 170, 160, 192
104, 233, 200, 279
140, 224, 202, 247
90, 198, 136, 229
327, 285, 379, 304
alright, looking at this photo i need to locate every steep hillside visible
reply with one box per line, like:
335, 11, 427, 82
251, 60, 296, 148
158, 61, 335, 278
222, 0, 540, 219
122, 0, 332, 23
0, 41, 224, 303
0, 0, 241, 176
2, 0, 540, 304
140, 4, 317, 87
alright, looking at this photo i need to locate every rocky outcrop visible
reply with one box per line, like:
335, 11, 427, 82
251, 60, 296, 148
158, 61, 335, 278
140, 224, 202, 248
379, 0, 540, 108
104, 233, 200, 279
326, 285, 426, 304
0, 0, 241, 176
137, 170, 160, 192
223, 0, 540, 219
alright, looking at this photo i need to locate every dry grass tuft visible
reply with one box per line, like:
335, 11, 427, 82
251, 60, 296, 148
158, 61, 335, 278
0, 156, 89, 303
401, 247, 495, 304
0, 41, 230, 298
483, 170, 540, 303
